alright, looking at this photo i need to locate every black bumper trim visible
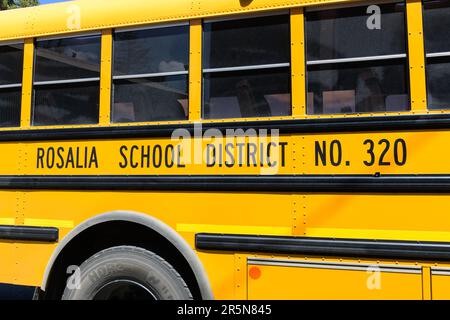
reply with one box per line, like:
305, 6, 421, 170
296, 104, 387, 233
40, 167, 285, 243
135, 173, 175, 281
0, 225, 58, 242
1, 114, 450, 141
0, 174, 449, 193
196, 233, 450, 261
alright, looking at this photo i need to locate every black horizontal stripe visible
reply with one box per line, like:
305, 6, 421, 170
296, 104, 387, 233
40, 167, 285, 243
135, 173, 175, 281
0, 283, 35, 300
0, 174, 449, 193
196, 234, 450, 261
0, 114, 450, 141
0, 225, 58, 242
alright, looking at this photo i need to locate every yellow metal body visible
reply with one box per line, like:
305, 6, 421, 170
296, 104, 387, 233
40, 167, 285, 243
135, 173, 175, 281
20, 38, 33, 127
406, 0, 427, 112
99, 29, 113, 125
188, 19, 202, 121
431, 270, 450, 300
248, 260, 424, 300
290, 7, 306, 116
0, 0, 448, 300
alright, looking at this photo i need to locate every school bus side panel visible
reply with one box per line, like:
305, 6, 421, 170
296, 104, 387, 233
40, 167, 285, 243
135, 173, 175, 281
247, 261, 423, 300
8, 190, 293, 298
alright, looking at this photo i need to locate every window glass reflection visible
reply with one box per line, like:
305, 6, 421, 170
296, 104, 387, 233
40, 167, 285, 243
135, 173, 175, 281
424, 0, 450, 109
0, 44, 23, 85
33, 83, 99, 126
113, 76, 188, 123
306, 3, 409, 115
112, 25, 189, 123
306, 3, 406, 61
424, 0, 450, 54
114, 26, 189, 76
202, 14, 291, 119
32, 35, 101, 126
203, 68, 291, 119
426, 57, 450, 109
203, 14, 290, 69
308, 62, 408, 114
35, 35, 101, 82
0, 89, 21, 127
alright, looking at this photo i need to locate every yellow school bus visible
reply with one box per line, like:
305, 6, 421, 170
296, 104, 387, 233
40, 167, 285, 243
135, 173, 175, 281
0, 0, 450, 300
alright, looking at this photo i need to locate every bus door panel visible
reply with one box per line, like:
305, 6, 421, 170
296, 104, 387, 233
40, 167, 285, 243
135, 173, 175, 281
247, 258, 423, 300
431, 268, 450, 300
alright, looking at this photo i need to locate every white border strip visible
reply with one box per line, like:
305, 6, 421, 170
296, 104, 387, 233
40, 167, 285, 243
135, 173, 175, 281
431, 267, 450, 276
115, 21, 189, 33
427, 52, 450, 59
0, 40, 24, 46
306, 0, 403, 12
0, 83, 22, 89
204, 9, 289, 24
248, 258, 422, 274
307, 54, 407, 66
113, 70, 188, 80
203, 63, 290, 74
36, 32, 101, 42
34, 77, 100, 86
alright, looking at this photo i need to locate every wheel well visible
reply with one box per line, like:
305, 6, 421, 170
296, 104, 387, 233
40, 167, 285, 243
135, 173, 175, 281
42, 221, 202, 300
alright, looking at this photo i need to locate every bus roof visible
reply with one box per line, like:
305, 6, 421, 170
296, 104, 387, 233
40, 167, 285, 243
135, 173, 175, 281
0, 0, 349, 42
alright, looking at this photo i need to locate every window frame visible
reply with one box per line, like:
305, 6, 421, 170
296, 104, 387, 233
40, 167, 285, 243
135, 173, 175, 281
201, 11, 292, 120
31, 33, 102, 126
304, 0, 411, 116
423, 0, 450, 59
422, 0, 450, 110
33, 32, 102, 86
112, 21, 190, 80
0, 40, 24, 128
0, 40, 24, 90
111, 22, 190, 123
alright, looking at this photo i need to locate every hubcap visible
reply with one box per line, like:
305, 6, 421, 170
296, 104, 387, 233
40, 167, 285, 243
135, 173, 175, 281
93, 280, 158, 300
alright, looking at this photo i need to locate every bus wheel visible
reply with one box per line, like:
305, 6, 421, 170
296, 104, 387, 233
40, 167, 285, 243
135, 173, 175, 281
62, 246, 193, 300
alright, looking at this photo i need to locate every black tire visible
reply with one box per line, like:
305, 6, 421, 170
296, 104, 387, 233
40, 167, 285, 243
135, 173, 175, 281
32, 287, 44, 300
62, 246, 193, 300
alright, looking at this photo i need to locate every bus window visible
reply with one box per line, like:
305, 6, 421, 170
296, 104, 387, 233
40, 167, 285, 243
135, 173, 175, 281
202, 14, 291, 119
32, 35, 101, 126
424, 0, 450, 109
112, 25, 189, 123
0, 42, 23, 127
305, 3, 409, 115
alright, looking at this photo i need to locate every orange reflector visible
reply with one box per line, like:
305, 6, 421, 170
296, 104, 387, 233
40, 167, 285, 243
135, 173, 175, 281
249, 266, 261, 280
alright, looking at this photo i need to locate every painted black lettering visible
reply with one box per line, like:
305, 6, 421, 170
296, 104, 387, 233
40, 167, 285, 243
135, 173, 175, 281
152, 145, 162, 168
84, 147, 88, 168
165, 145, 174, 168
330, 140, 342, 166
56, 147, 65, 169
236, 143, 245, 167
394, 139, 407, 166
260, 142, 265, 166
218, 144, 223, 167
75, 147, 83, 169
37, 148, 45, 168
119, 146, 128, 169
46, 147, 55, 169
141, 145, 150, 168
206, 144, 216, 167
247, 143, 257, 167
363, 139, 375, 166
130, 145, 139, 169
279, 142, 288, 167
315, 141, 326, 166
225, 143, 235, 168
89, 147, 99, 169
378, 139, 391, 166
176, 145, 186, 168
267, 142, 277, 167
